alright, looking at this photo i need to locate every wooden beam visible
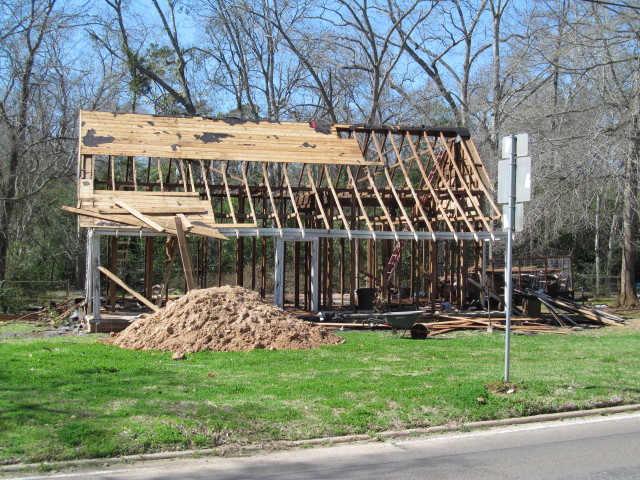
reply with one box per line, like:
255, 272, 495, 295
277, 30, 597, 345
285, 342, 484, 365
438, 133, 491, 232
113, 199, 165, 232
382, 165, 416, 234
199, 159, 212, 203
405, 134, 456, 233
241, 162, 258, 225
63, 205, 169, 232
109, 156, 115, 191
346, 166, 375, 234
179, 159, 189, 191
157, 157, 164, 191
364, 166, 396, 232
306, 167, 331, 230
388, 134, 435, 234
64, 205, 227, 240
459, 139, 502, 216
262, 163, 283, 229
323, 165, 351, 234
187, 161, 196, 192
423, 135, 475, 232
174, 216, 196, 292
156, 237, 178, 307
131, 156, 137, 190
282, 164, 305, 230
97, 266, 159, 312
176, 213, 194, 231
222, 160, 238, 224
98, 207, 208, 214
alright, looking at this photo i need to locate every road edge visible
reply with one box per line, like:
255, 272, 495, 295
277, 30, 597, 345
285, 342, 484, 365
3, 403, 640, 474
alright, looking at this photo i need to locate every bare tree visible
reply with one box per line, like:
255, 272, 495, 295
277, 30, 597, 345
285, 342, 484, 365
492, 0, 639, 305
387, 0, 491, 127
199, 0, 307, 121
255, 0, 341, 123
89, 0, 200, 114
0, 0, 90, 281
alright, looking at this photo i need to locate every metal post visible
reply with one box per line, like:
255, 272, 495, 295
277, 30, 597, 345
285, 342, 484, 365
86, 228, 101, 321
274, 237, 285, 308
504, 135, 517, 382
481, 241, 487, 292
310, 238, 320, 312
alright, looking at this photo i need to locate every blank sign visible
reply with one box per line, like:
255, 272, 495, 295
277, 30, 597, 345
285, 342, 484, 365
497, 156, 531, 204
503, 203, 524, 232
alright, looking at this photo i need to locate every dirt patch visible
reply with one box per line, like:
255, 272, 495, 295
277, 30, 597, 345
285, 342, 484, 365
617, 316, 640, 332
485, 381, 524, 394
107, 286, 344, 353
601, 307, 640, 332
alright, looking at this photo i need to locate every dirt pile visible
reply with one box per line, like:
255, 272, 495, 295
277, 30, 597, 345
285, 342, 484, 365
107, 286, 343, 353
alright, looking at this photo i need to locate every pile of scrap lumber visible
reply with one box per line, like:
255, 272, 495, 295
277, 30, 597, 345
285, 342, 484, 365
0, 298, 85, 323
314, 312, 573, 336
45, 298, 85, 323
516, 289, 625, 327
312, 288, 626, 337
422, 315, 567, 337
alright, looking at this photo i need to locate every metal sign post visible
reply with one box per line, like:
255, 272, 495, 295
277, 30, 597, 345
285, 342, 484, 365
504, 135, 516, 382
499, 133, 530, 382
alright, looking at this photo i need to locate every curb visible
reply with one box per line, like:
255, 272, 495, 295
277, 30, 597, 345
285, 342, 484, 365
2, 404, 640, 474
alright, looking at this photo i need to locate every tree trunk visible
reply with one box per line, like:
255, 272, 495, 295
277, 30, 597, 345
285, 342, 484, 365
607, 212, 618, 278
617, 109, 639, 307
594, 191, 601, 296
0, 108, 26, 282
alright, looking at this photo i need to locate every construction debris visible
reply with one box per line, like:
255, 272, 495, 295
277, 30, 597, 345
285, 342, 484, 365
516, 289, 625, 326
422, 316, 569, 336
314, 295, 625, 337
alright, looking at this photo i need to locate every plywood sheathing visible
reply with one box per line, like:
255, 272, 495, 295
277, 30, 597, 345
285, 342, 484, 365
79, 111, 368, 164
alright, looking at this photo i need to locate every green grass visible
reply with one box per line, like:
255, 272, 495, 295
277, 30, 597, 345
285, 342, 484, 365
0, 321, 49, 334
1, 327, 639, 465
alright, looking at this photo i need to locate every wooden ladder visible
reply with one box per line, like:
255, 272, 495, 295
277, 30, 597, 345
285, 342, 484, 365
115, 238, 130, 278
107, 237, 131, 311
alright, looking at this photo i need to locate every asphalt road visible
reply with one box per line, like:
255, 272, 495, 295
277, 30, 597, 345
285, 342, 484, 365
8, 412, 640, 480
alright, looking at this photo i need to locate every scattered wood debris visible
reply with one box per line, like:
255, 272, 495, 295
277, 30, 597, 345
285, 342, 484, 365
422, 316, 569, 336
37, 298, 85, 324
516, 289, 625, 327
314, 294, 625, 337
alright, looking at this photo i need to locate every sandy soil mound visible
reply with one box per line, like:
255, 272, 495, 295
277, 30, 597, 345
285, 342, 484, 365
107, 286, 343, 353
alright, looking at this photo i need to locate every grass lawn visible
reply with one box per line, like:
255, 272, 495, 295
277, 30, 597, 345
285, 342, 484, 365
1, 320, 639, 465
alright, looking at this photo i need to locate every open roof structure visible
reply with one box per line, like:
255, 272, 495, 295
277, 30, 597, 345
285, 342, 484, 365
68, 110, 504, 319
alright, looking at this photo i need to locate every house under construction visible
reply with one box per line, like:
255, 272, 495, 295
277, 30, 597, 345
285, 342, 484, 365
67, 110, 506, 321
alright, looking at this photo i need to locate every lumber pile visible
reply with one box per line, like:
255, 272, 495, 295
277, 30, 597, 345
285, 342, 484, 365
6, 298, 88, 324
421, 315, 566, 337
314, 312, 569, 336
516, 289, 625, 327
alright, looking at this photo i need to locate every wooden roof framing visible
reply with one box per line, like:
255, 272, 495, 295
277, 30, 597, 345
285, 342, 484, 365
72, 110, 501, 239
